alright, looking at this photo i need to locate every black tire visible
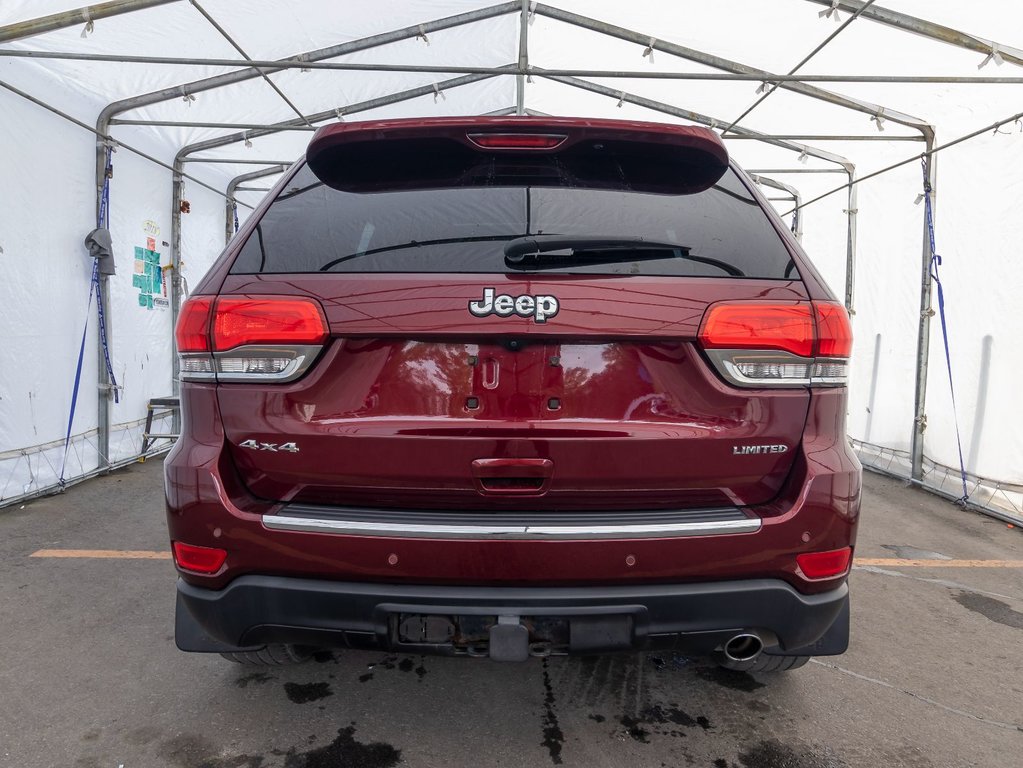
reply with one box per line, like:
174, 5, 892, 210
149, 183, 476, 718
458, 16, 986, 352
220, 643, 310, 666
714, 653, 810, 673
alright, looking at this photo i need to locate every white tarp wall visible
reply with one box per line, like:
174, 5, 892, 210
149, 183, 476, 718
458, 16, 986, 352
1, 0, 1021, 518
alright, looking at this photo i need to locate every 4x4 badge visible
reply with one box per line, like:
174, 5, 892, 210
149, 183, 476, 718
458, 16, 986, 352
469, 288, 559, 324
239, 439, 299, 453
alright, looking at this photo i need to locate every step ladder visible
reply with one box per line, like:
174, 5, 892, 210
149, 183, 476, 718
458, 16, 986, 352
141, 396, 180, 457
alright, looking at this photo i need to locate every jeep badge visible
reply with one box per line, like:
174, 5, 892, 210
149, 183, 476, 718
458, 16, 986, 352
468, 288, 559, 324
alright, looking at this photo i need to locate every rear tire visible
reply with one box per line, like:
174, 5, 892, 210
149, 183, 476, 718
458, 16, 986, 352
220, 644, 310, 666
714, 653, 810, 673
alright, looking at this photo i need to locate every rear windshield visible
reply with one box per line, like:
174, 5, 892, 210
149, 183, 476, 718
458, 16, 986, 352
230, 163, 795, 278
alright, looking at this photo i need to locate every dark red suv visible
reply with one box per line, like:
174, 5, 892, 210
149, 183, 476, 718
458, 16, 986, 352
166, 116, 859, 672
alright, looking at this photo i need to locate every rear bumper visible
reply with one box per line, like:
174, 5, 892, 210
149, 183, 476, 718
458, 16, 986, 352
176, 575, 849, 657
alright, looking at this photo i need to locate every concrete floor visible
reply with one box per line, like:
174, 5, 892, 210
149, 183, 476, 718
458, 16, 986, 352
1, 459, 1021, 768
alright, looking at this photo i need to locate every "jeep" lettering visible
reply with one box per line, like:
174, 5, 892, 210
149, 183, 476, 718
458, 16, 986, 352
468, 288, 559, 324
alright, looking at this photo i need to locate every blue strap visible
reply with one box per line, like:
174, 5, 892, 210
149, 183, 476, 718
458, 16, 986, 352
59, 146, 120, 484
921, 158, 969, 504
59, 260, 97, 484
233, 202, 239, 234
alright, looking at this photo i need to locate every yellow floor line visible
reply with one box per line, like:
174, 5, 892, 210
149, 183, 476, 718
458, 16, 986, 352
30, 549, 171, 560
855, 558, 1023, 568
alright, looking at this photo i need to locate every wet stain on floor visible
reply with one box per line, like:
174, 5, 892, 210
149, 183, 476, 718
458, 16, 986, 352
367, 654, 398, 671
619, 704, 713, 743
619, 715, 651, 743
694, 665, 765, 692
641, 704, 712, 731
737, 739, 846, 768
283, 725, 401, 768
284, 682, 334, 704
953, 592, 1023, 630
540, 657, 565, 764
235, 672, 273, 688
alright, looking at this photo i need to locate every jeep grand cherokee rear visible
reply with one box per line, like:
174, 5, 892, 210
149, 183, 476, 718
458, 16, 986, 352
166, 117, 860, 670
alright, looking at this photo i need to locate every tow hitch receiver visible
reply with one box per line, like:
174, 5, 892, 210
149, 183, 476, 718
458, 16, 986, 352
489, 616, 530, 662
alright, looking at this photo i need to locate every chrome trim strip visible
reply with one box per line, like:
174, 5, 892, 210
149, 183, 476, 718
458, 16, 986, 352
262, 514, 761, 539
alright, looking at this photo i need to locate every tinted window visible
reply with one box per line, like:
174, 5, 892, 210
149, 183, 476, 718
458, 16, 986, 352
231, 164, 794, 278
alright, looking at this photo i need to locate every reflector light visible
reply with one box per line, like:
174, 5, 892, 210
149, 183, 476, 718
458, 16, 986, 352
217, 356, 296, 375
172, 541, 227, 574
699, 303, 815, 358
731, 360, 813, 381
813, 302, 853, 358
175, 296, 213, 353
466, 132, 568, 149
796, 547, 853, 580
212, 297, 328, 352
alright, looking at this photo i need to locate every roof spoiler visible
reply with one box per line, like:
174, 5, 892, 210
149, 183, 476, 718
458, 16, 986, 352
306, 116, 729, 195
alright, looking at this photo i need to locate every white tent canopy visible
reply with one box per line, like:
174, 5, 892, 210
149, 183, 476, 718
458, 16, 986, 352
1, 0, 1021, 520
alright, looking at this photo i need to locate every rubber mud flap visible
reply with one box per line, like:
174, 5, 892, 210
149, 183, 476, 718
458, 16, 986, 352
771, 594, 850, 657
175, 591, 261, 653
489, 617, 529, 662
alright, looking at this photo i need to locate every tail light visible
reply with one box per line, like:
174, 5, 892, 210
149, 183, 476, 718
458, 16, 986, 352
796, 546, 853, 580
176, 295, 329, 383
698, 301, 852, 388
172, 541, 227, 575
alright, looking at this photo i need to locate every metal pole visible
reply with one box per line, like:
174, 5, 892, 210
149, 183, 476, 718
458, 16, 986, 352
169, 161, 184, 426
224, 166, 287, 244
750, 175, 803, 240
7, 50, 1023, 84
174, 70, 506, 160
845, 168, 858, 312
533, 3, 932, 136
745, 168, 848, 174
181, 158, 297, 165
723, 0, 878, 134
803, 0, 1023, 68
187, 0, 312, 127
0, 0, 179, 43
94, 3, 518, 138
110, 119, 318, 130
911, 135, 938, 482
726, 134, 923, 141
96, 145, 112, 468
516, 0, 529, 115
538, 72, 854, 171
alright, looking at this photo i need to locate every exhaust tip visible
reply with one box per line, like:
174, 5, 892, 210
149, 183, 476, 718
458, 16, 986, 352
723, 632, 763, 663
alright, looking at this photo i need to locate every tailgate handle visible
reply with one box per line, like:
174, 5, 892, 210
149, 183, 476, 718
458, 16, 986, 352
472, 458, 553, 495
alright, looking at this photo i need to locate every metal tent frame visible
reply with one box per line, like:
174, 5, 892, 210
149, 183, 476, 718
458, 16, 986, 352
2, 0, 1022, 522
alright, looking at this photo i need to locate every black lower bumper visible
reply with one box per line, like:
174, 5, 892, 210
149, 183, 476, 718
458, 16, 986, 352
176, 575, 849, 658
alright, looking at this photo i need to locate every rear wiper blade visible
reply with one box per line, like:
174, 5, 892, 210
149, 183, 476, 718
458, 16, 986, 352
503, 235, 744, 276
504, 235, 689, 262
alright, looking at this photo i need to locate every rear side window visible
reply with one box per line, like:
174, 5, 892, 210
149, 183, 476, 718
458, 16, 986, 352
231, 163, 794, 279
